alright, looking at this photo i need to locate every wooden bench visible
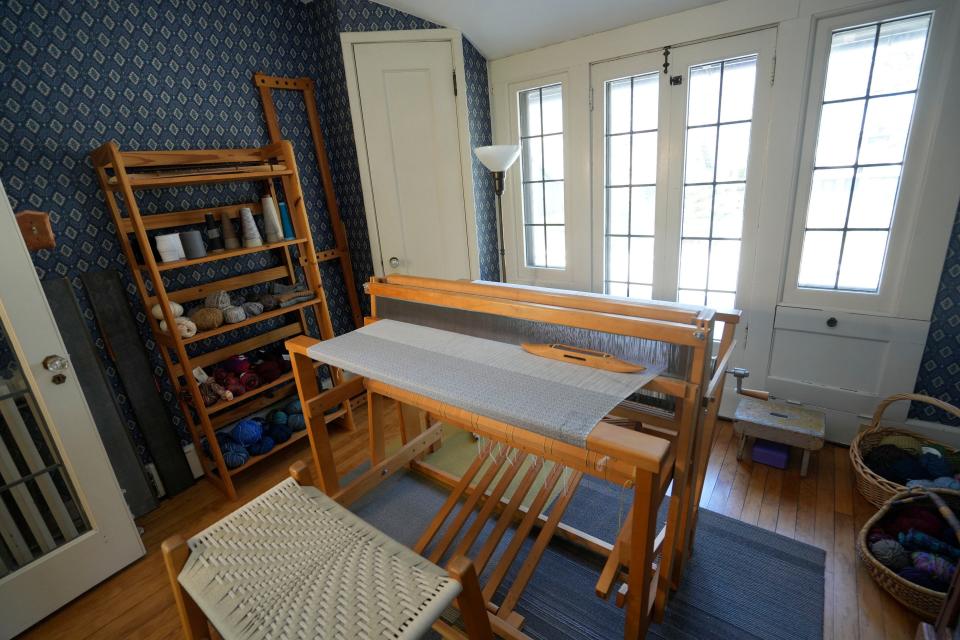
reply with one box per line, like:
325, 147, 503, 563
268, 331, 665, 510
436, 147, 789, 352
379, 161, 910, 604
734, 396, 826, 476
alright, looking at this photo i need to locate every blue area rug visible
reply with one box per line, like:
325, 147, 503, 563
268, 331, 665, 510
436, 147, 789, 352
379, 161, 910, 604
350, 470, 825, 640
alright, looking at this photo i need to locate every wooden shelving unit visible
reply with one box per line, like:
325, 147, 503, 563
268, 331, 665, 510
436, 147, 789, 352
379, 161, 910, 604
91, 141, 356, 500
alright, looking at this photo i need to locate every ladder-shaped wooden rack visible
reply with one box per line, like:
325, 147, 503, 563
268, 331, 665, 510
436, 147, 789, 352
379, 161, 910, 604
91, 141, 356, 500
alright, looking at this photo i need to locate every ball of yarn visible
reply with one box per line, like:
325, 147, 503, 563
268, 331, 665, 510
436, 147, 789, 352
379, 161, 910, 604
255, 360, 282, 383
898, 566, 944, 591
288, 413, 306, 431
224, 355, 251, 374
205, 290, 232, 310
868, 527, 893, 545
223, 305, 246, 324
864, 444, 921, 484
227, 382, 246, 398
878, 434, 921, 455
242, 301, 264, 317
921, 445, 945, 458
151, 301, 184, 320
286, 399, 302, 415
189, 307, 224, 331
269, 410, 288, 426
160, 316, 197, 337
220, 441, 249, 469
269, 423, 292, 444
259, 294, 279, 311
900, 529, 960, 560
920, 452, 954, 479
890, 507, 947, 539
231, 419, 263, 445
911, 551, 956, 585
932, 477, 960, 490
240, 371, 260, 390
870, 539, 910, 571
247, 436, 275, 456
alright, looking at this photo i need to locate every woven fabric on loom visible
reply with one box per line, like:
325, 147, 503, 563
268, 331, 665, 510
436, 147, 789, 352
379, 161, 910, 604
308, 319, 660, 446
178, 478, 460, 640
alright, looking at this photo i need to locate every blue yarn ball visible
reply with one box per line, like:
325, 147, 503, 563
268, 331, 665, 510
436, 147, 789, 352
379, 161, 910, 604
232, 419, 263, 446
269, 423, 293, 444
269, 410, 288, 426
287, 413, 306, 431
920, 452, 954, 479
247, 436, 275, 456
285, 399, 302, 415
220, 441, 249, 469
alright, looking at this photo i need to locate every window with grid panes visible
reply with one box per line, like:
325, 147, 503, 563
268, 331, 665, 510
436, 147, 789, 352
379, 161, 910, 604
677, 55, 758, 310
519, 84, 565, 269
603, 72, 658, 299
797, 14, 931, 292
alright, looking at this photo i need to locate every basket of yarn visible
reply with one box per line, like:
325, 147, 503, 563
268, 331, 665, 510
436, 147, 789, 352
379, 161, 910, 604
850, 393, 960, 508
857, 488, 960, 620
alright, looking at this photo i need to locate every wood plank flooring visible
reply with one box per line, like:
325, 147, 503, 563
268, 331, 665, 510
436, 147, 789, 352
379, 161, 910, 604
19, 415, 920, 639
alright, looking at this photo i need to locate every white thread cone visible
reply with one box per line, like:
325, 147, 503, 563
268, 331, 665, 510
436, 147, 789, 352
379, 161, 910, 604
239, 207, 263, 248
260, 196, 284, 244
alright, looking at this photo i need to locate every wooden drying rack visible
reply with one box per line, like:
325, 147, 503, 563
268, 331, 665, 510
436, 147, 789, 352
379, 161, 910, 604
91, 141, 357, 500
254, 72, 363, 329
286, 275, 739, 639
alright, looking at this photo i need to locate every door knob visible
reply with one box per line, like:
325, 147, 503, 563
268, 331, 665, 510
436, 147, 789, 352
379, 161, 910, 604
43, 355, 69, 371
388, 256, 400, 269
826, 317, 838, 328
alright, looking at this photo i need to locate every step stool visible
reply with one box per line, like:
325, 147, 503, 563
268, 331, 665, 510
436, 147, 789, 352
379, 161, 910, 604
734, 396, 826, 477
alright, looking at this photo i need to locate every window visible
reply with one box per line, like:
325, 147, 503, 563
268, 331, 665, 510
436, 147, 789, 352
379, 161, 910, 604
519, 84, 565, 269
593, 32, 770, 312
797, 14, 931, 292
603, 72, 659, 299
678, 56, 757, 310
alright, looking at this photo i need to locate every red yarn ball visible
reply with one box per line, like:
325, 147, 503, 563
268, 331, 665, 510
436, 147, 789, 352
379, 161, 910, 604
240, 371, 260, 390
224, 355, 251, 374
889, 507, 946, 540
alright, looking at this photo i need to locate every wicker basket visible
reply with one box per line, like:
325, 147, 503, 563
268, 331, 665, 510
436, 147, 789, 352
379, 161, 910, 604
857, 488, 960, 620
850, 393, 960, 508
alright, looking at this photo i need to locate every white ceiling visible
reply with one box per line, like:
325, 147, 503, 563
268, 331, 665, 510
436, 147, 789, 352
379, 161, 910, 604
372, 0, 724, 59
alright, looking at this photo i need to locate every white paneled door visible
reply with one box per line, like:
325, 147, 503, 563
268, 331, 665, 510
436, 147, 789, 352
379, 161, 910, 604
0, 181, 143, 638
349, 38, 473, 280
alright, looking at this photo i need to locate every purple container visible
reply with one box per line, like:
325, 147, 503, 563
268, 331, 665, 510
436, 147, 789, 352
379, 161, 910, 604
752, 438, 790, 470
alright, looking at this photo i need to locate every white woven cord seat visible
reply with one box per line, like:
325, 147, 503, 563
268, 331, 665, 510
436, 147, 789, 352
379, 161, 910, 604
177, 478, 462, 640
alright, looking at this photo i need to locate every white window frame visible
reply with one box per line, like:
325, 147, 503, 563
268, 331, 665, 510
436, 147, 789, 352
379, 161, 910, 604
588, 30, 775, 319
782, 0, 954, 314
503, 73, 591, 289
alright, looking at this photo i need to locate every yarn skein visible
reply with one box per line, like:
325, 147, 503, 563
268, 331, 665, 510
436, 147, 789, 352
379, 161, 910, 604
189, 307, 224, 331
911, 551, 956, 585
869, 539, 910, 571
247, 436, 275, 456
232, 419, 263, 446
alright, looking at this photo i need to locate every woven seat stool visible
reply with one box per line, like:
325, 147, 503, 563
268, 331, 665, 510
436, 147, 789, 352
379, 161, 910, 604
162, 469, 493, 640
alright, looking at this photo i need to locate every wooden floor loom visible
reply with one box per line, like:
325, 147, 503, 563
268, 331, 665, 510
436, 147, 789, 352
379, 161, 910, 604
286, 276, 739, 639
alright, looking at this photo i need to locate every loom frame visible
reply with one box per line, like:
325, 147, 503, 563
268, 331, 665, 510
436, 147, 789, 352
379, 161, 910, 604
286, 275, 739, 639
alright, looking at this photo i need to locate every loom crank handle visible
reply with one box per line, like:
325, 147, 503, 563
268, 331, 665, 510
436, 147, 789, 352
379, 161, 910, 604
726, 367, 770, 401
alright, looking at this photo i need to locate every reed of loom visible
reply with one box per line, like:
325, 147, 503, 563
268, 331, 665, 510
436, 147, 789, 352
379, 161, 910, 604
286, 275, 739, 640
90, 141, 356, 501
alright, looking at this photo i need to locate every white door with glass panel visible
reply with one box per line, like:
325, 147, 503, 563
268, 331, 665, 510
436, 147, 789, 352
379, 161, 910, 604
591, 30, 776, 364
773, 7, 939, 440
0, 181, 144, 637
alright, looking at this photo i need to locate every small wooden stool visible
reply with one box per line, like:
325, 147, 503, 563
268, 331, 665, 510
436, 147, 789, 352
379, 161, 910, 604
734, 396, 825, 476
162, 467, 493, 640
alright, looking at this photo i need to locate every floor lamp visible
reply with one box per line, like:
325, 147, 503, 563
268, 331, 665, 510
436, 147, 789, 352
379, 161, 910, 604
474, 145, 520, 283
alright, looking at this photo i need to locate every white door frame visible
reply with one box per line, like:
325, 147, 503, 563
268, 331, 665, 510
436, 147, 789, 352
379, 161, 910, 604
341, 28, 481, 280
0, 180, 144, 637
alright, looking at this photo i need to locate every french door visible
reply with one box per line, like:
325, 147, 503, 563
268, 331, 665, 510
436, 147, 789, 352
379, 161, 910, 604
591, 29, 776, 354
0, 181, 144, 637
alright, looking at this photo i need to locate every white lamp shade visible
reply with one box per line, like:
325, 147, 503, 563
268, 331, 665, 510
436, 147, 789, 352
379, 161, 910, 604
474, 145, 520, 172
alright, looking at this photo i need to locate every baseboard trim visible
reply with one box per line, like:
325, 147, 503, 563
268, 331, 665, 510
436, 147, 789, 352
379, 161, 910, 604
902, 419, 960, 448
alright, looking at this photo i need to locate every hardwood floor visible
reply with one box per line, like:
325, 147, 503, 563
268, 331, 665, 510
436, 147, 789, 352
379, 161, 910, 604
19, 413, 920, 639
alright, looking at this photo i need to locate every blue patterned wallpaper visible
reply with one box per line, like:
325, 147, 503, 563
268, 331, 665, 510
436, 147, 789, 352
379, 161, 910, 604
0, 0, 496, 463
911, 201, 960, 425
